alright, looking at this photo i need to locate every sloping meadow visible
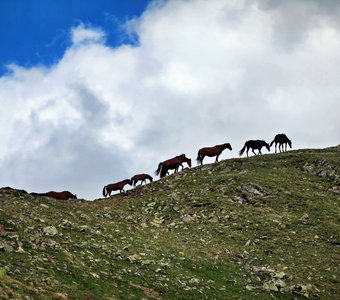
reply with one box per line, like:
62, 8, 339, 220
0, 146, 339, 299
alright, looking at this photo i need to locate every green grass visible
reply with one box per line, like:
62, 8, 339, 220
0, 146, 339, 299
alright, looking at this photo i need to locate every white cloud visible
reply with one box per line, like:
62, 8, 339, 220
0, 0, 339, 199
70, 23, 106, 45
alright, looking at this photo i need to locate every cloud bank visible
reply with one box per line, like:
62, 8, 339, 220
0, 0, 339, 199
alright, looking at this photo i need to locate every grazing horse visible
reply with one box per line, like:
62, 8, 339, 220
239, 140, 271, 157
131, 173, 153, 186
102, 179, 132, 197
196, 143, 232, 165
270, 133, 292, 153
155, 154, 192, 178
46, 191, 77, 200
31, 191, 77, 200
1, 186, 28, 194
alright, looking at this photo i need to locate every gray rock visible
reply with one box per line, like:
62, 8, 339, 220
209, 216, 219, 223
43, 226, 58, 236
0, 242, 14, 253
242, 184, 264, 196
181, 214, 195, 223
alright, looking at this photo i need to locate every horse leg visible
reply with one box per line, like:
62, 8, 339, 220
252, 148, 257, 156
246, 147, 250, 157
200, 155, 205, 165
259, 148, 262, 155
275, 143, 277, 153
215, 154, 220, 163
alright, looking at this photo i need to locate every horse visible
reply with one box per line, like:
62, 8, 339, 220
131, 173, 153, 186
270, 133, 292, 153
47, 191, 77, 200
102, 179, 132, 197
171, 156, 192, 173
196, 143, 232, 165
1, 186, 28, 194
239, 140, 271, 157
155, 154, 192, 178
36, 191, 77, 200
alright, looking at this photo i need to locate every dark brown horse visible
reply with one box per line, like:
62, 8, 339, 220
196, 143, 232, 165
239, 140, 270, 157
155, 154, 192, 178
46, 191, 77, 200
172, 156, 192, 173
1, 186, 28, 194
270, 133, 292, 153
131, 173, 153, 186
102, 179, 132, 197
31, 191, 77, 200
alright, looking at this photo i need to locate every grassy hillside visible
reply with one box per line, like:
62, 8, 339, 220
0, 146, 339, 299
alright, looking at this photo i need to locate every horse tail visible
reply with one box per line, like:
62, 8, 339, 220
102, 186, 107, 197
155, 162, 163, 176
196, 150, 201, 163
239, 143, 247, 156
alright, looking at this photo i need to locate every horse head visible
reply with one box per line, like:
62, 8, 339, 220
224, 143, 232, 151
265, 142, 271, 152
186, 158, 192, 168
288, 139, 292, 148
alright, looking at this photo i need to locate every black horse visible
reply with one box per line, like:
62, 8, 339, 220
239, 140, 271, 157
270, 133, 292, 153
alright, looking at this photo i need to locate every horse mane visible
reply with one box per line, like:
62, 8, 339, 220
122, 179, 132, 185
146, 174, 153, 181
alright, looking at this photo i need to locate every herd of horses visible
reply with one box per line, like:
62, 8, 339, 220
2, 134, 291, 200
101, 133, 292, 198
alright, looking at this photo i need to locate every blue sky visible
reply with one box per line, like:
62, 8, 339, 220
0, 0, 339, 199
0, 0, 149, 74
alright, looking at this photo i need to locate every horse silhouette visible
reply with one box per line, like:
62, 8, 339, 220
31, 191, 77, 200
131, 174, 153, 186
196, 143, 232, 165
1, 186, 28, 194
102, 179, 132, 197
155, 154, 192, 178
239, 140, 271, 157
270, 133, 292, 153
46, 191, 77, 200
